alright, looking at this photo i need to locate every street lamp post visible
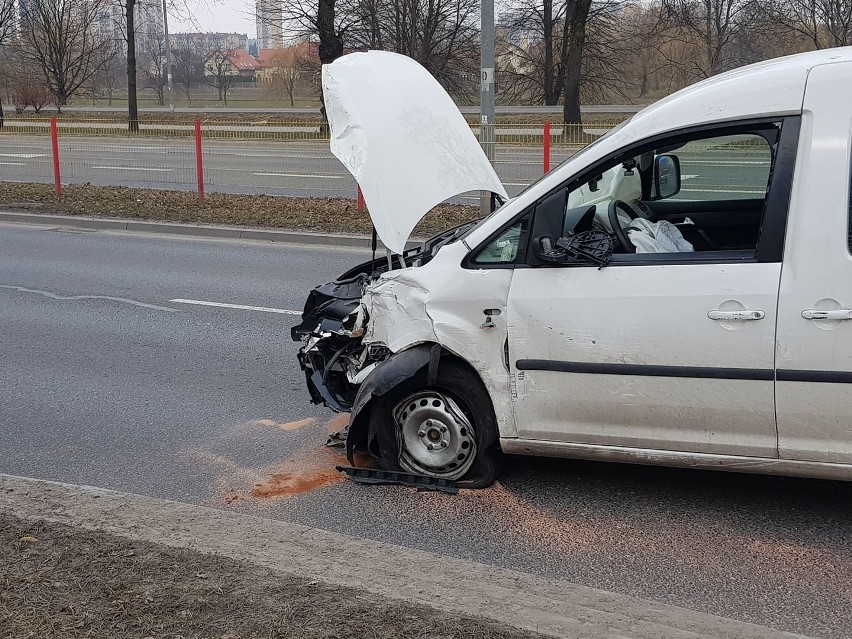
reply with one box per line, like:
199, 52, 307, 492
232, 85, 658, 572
162, 0, 174, 112
480, 0, 496, 216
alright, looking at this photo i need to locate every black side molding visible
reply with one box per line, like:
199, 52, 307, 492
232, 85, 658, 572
777, 370, 852, 384
516, 359, 774, 381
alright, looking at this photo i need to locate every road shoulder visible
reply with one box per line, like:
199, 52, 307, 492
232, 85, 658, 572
0, 474, 808, 639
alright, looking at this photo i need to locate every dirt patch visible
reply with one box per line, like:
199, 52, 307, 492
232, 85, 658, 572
0, 513, 545, 639
0, 182, 479, 237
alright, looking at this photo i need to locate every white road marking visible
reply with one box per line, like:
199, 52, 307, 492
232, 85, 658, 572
0, 285, 176, 312
92, 166, 172, 172
170, 298, 301, 315
0, 153, 47, 158
0, 161, 26, 166
252, 172, 346, 179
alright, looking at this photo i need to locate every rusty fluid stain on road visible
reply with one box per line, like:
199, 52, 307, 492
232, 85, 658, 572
254, 417, 317, 431
249, 448, 348, 498
325, 412, 350, 434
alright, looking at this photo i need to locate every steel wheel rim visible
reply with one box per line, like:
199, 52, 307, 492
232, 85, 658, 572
392, 390, 477, 480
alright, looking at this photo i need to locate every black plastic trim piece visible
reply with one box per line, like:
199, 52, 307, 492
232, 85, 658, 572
757, 117, 801, 263
336, 466, 459, 494
777, 369, 852, 384
516, 359, 774, 381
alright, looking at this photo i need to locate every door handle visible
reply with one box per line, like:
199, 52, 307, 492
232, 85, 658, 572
708, 309, 765, 321
802, 309, 852, 320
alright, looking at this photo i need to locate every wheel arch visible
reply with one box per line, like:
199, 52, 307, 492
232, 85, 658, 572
345, 342, 493, 466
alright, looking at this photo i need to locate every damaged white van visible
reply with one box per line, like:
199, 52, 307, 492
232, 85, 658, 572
293, 49, 852, 487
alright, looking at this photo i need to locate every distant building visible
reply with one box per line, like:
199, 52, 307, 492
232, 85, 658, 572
95, 0, 165, 57
256, 41, 318, 82
204, 48, 261, 78
247, 39, 259, 57
256, 0, 283, 49
172, 32, 248, 53
17, 0, 38, 31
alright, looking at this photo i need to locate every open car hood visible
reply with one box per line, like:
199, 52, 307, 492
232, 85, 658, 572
322, 51, 508, 254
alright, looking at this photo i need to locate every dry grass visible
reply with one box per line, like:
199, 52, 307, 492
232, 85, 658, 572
0, 514, 545, 639
0, 182, 480, 238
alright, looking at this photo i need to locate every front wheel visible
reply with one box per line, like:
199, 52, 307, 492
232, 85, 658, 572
367, 359, 502, 487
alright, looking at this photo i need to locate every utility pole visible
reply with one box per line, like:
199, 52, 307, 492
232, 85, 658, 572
162, 0, 174, 112
480, 0, 496, 216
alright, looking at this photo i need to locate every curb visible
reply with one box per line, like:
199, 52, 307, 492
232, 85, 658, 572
0, 211, 381, 250
0, 474, 808, 639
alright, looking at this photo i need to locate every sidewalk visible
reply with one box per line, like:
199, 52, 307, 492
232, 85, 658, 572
0, 474, 809, 639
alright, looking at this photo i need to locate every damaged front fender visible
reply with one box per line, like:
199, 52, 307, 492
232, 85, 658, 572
345, 344, 439, 465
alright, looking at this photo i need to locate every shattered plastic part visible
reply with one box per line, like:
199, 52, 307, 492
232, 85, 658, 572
322, 51, 507, 254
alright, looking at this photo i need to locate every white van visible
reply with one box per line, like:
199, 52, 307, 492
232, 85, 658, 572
293, 49, 852, 487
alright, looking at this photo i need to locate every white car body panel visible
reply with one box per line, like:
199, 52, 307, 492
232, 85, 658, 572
775, 61, 852, 464
362, 241, 517, 436
507, 262, 781, 456
322, 51, 508, 254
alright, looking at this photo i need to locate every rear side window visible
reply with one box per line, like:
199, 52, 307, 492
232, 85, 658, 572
667, 134, 772, 202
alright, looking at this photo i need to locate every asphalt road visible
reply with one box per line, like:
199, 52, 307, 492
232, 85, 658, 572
0, 135, 576, 202
1, 134, 767, 203
1, 223, 850, 638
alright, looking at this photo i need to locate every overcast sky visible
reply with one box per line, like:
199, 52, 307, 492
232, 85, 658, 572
171, 0, 258, 39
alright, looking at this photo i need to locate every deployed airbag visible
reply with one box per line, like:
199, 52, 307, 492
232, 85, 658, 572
627, 218, 694, 253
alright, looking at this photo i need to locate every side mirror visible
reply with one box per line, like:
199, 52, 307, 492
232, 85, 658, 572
654, 154, 681, 199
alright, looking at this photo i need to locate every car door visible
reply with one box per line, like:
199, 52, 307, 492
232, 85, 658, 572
505, 119, 799, 457
775, 62, 852, 464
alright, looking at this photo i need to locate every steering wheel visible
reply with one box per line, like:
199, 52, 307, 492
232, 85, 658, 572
607, 200, 639, 253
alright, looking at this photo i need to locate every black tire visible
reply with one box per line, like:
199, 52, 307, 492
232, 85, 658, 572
366, 358, 502, 488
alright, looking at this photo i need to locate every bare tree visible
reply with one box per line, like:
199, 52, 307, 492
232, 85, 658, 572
88, 53, 126, 105
205, 48, 240, 105
346, 0, 481, 97
17, 0, 114, 109
261, 45, 310, 106
138, 32, 168, 105
661, 0, 755, 79
0, 0, 16, 127
172, 40, 205, 104
499, 0, 630, 122
0, 0, 15, 46
766, 0, 852, 48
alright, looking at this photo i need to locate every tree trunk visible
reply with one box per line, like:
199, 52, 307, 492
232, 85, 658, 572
562, 0, 591, 124
126, 0, 139, 132
542, 0, 558, 105
0, 97, 4, 129
317, 0, 343, 123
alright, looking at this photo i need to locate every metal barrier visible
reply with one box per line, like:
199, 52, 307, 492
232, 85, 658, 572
0, 117, 616, 201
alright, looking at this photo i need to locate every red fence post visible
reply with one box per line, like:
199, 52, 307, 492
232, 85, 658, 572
543, 121, 551, 174
194, 119, 205, 204
357, 186, 365, 213
50, 116, 61, 196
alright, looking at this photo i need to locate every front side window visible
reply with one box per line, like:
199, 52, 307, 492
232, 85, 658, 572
667, 134, 772, 203
529, 123, 782, 262
472, 218, 529, 265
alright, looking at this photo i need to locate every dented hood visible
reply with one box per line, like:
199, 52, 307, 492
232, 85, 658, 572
322, 51, 508, 254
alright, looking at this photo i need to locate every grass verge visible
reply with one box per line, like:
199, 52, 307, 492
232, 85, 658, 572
0, 182, 480, 238
0, 513, 545, 639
